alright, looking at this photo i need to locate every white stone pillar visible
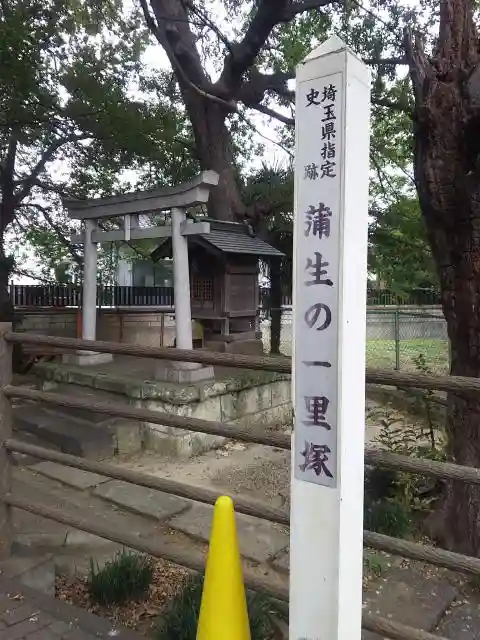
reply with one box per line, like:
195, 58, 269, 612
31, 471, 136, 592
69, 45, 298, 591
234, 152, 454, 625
82, 219, 98, 342
289, 35, 371, 639
171, 207, 193, 350
65, 218, 112, 365
155, 208, 213, 383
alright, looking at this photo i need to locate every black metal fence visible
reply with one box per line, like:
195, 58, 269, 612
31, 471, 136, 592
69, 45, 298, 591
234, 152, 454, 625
10, 284, 174, 308
11, 284, 288, 309
367, 288, 441, 306
10, 284, 439, 309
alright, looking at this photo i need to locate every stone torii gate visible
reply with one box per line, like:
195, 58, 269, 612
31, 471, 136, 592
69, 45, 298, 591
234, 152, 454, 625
65, 171, 219, 381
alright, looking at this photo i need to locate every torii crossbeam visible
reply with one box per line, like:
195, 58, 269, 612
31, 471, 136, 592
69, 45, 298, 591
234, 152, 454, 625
65, 171, 219, 367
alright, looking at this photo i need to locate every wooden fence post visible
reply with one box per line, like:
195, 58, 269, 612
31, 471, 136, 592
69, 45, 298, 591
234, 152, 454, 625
394, 308, 401, 371
0, 323, 12, 559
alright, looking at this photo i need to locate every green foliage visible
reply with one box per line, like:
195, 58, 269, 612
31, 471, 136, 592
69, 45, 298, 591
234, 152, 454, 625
412, 353, 447, 456
0, 0, 442, 290
155, 574, 284, 640
364, 497, 413, 538
0, 0, 194, 280
364, 551, 388, 578
364, 460, 412, 537
375, 414, 427, 510
88, 550, 154, 606
364, 400, 446, 538
369, 197, 438, 294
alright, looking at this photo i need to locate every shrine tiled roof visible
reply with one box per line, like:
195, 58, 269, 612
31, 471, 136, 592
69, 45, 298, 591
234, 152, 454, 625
151, 219, 284, 259
200, 229, 284, 257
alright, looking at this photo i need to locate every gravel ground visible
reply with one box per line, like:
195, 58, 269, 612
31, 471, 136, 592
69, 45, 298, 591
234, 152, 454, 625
211, 447, 290, 509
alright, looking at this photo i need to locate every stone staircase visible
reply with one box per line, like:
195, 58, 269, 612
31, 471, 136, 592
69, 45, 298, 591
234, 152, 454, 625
12, 385, 144, 460
5, 461, 480, 639
0, 553, 55, 596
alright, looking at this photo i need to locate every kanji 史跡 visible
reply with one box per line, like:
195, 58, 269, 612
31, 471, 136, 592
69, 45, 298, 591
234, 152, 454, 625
304, 163, 319, 180
306, 88, 321, 106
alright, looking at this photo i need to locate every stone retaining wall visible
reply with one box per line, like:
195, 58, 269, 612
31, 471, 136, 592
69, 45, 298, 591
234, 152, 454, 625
19, 305, 448, 347
34, 362, 292, 458
16, 309, 176, 348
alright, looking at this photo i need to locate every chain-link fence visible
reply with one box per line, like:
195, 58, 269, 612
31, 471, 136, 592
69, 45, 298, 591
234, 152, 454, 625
366, 309, 449, 373
261, 307, 450, 373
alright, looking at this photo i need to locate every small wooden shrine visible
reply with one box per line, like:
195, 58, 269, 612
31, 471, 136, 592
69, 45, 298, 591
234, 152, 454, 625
151, 219, 284, 350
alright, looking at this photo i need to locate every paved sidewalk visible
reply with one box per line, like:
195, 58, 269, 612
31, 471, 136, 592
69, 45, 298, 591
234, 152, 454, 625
0, 578, 142, 640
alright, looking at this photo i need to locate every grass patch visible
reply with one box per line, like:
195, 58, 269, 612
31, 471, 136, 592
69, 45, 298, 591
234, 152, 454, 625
364, 551, 388, 579
88, 550, 154, 606
366, 339, 449, 373
155, 574, 285, 639
364, 498, 413, 538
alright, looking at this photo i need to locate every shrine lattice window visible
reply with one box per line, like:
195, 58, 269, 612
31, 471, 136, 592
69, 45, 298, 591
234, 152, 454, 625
192, 277, 213, 301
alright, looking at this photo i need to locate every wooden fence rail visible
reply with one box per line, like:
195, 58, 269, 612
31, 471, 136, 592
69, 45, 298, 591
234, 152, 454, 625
5, 332, 292, 373
6, 437, 480, 577
6, 386, 480, 486
4, 386, 291, 450
5, 438, 290, 526
0, 493, 448, 640
8, 331, 480, 396
4, 325, 480, 640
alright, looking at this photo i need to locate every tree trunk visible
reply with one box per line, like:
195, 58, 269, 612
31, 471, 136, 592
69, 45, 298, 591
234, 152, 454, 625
148, 0, 244, 222
406, 0, 480, 554
0, 206, 14, 323
181, 90, 244, 221
269, 261, 283, 354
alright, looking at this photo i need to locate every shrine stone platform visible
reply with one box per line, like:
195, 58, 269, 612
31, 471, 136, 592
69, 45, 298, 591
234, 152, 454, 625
29, 356, 292, 458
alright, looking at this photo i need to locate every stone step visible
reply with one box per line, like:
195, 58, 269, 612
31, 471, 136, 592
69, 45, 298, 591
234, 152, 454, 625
0, 553, 55, 596
0, 578, 144, 638
362, 565, 458, 639
13, 402, 143, 459
93, 479, 191, 521
168, 501, 288, 564
14, 404, 118, 459
42, 383, 135, 424
435, 595, 480, 640
9, 428, 60, 466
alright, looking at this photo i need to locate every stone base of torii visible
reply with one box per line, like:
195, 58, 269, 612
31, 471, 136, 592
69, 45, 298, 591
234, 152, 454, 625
65, 172, 219, 382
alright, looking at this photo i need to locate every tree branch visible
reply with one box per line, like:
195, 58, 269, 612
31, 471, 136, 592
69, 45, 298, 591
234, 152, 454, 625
282, 0, 335, 21
372, 96, 411, 114
236, 110, 294, 158
14, 134, 90, 205
21, 203, 82, 266
249, 103, 295, 125
238, 69, 294, 103
217, 0, 291, 95
183, 1, 234, 54
403, 27, 430, 106
364, 56, 408, 66
12, 266, 51, 284
29, 179, 77, 199
144, 0, 236, 111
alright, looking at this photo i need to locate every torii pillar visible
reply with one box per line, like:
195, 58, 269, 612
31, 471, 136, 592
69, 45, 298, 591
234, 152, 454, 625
65, 171, 219, 380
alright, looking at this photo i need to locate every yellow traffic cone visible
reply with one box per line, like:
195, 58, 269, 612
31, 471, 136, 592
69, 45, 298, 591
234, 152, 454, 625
196, 496, 251, 640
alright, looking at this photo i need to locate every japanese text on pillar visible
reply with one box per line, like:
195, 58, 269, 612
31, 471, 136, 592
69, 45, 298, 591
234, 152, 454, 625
296, 79, 340, 488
